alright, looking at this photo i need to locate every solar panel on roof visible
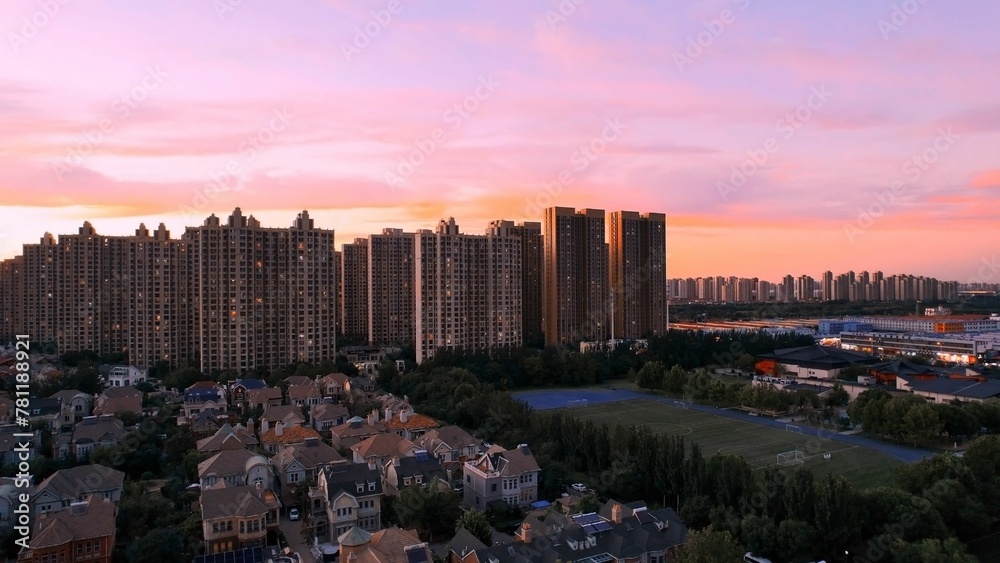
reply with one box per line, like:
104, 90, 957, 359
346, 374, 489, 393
582, 524, 598, 535
594, 521, 613, 533
574, 513, 602, 525
414, 450, 429, 461
635, 511, 653, 524
406, 547, 430, 563
193, 547, 265, 563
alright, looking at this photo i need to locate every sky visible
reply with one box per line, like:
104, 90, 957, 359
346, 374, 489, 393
1, 0, 999, 283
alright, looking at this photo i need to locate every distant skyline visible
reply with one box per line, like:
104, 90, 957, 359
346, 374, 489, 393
2, 1, 999, 282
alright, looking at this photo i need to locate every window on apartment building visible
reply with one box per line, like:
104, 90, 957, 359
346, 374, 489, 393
491, 484, 497, 492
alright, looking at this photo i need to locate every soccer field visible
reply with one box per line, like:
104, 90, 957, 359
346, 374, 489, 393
565, 399, 901, 488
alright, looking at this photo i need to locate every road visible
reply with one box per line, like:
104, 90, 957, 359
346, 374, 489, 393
278, 514, 315, 563
513, 387, 933, 463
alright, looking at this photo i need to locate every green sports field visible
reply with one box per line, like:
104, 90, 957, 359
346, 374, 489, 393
565, 399, 902, 489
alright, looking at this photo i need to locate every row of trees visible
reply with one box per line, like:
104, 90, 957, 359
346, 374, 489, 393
849, 389, 1000, 445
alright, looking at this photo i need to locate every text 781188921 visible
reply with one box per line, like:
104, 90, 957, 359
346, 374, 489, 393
13, 334, 35, 550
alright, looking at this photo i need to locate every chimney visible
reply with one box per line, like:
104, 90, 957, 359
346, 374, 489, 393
367, 459, 376, 471
392, 456, 400, 467
247, 418, 255, 434
519, 522, 533, 542
368, 410, 377, 426
385, 406, 393, 422
275, 421, 284, 437
611, 503, 623, 524
261, 418, 269, 434
400, 410, 410, 423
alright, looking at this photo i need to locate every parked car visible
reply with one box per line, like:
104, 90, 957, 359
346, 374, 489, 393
288, 507, 300, 521
571, 483, 587, 493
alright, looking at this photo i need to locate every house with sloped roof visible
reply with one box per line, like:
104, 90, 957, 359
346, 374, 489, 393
462, 444, 540, 511
228, 378, 268, 408
197, 422, 259, 453
246, 387, 283, 410
284, 375, 314, 387
19, 496, 117, 563
198, 449, 272, 489
259, 422, 322, 454
288, 382, 323, 408
351, 433, 419, 469
262, 404, 305, 428
50, 390, 92, 427
452, 499, 687, 563
906, 378, 1000, 404
32, 465, 125, 515
272, 438, 346, 506
331, 415, 389, 449
200, 482, 281, 554
92, 386, 142, 417
315, 462, 383, 542
339, 526, 434, 563
311, 402, 349, 435
59, 416, 126, 461
190, 408, 228, 439
0, 425, 41, 466
317, 372, 351, 400
183, 381, 227, 419
382, 451, 449, 496
417, 425, 482, 466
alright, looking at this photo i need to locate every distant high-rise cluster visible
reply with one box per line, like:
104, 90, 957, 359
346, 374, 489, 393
0, 209, 336, 373
669, 270, 961, 303
0, 206, 668, 369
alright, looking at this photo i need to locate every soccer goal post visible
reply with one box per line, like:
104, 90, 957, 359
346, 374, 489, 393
785, 424, 801, 434
777, 450, 805, 466
673, 400, 688, 409
567, 399, 588, 408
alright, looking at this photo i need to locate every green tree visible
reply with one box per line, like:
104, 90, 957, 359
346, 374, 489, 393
891, 537, 978, 563
826, 382, 849, 408
903, 403, 943, 446
677, 527, 746, 563
837, 362, 870, 381
734, 353, 756, 373
776, 519, 818, 563
164, 367, 203, 391
664, 365, 688, 394
125, 528, 186, 563
455, 509, 493, 547
394, 486, 462, 542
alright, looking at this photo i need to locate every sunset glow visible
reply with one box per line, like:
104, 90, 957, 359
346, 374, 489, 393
3, 0, 999, 282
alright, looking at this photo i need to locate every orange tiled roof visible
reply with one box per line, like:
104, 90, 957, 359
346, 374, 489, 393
384, 413, 438, 431
259, 425, 321, 445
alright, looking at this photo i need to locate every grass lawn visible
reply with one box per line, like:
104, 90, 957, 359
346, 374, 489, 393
565, 399, 902, 489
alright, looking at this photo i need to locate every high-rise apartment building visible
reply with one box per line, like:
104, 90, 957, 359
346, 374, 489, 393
367, 228, 415, 347
608, 211, 667, 339
414, 218, 521, 363
543, 207, 608, 346
497, 221, 543, 347
183, 208, 335, 372
0, 209, 336, 373
340, 238, 369, 343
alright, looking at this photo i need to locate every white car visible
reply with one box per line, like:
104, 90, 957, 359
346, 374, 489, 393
288, 508, 300, 521
571, 483, 587, 493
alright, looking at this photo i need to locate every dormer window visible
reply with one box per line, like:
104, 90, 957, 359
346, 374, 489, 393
368, 481, 376, 491
356, 483, 364, 493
